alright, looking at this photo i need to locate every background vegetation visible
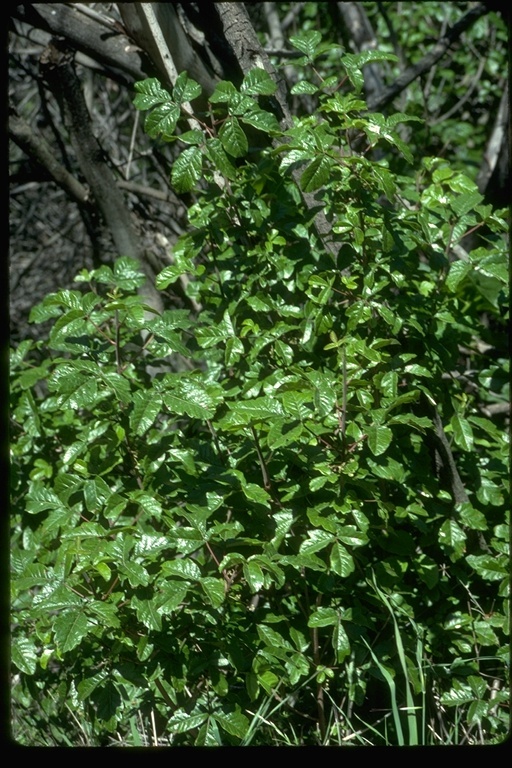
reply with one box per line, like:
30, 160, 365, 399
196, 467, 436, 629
9, 2, 509, 746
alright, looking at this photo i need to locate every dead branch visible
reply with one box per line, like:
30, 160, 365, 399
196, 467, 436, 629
12, 3, 146, 85
39, 39, 163, 314
9, 103, 90, 206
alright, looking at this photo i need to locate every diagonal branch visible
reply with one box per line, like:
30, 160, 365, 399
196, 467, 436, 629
431, 407, 468, 505
366, 3, 490, 112
39, 39, 164, 314
9, 103, 90, 206
12, 3, 146, 85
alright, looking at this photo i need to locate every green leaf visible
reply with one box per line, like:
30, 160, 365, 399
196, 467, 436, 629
161, 559, 201, 580
330, 541, 355, 577
439, 519, 466, 561
241, 107, 281, 134
26, 483, 66, 514
209, 80, 238, 103
100, 371, 132, 403
205, 138, 237, 179
289, 31, 322, 59
450, 190, 484, 217
257, 625, 293, 650
300, 529, 333, 555
219, 116, 248, 158
366, 424, 392, 456
130, 390, 163, 435
446, 260, 471, 291
133, 78, 171, 109
308, 607, 338, 628
476, 476, 504, 506
171, 146, 203, 192
291, 80, 319, 95
200, 577, 225, 608
475, 254, 508, 283
178, 129, 204, 145
11, 637, 38, 675
119, 560, 150, 587
242, 483, 272, 507
129, 491, 163, 519
168, 712, 209, 734
466, 554, 508, 581
145, 102, 180, 140
229, 396, 284, 423
243, 560, 265, 592
333, 621, 351, 663
213, 709, 250, 739
163, 377, 218, 419
173, 71, 202, 104
112, 257, 147, 289
404, 364, 432, 378
450, 413, 474, 451
225, 336, 244, 366
53, 609, 91, 652
241, 68, 277, 96
300, 155, 333, 192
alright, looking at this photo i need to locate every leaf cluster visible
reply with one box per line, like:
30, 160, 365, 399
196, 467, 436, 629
10, 33, 509, 746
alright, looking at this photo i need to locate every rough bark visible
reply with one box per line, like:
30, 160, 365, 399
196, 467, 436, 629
12, 3, 146, 85
39, 39, 163, 314
9, 103, 90, 206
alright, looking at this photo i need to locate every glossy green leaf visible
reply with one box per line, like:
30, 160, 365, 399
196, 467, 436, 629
241, 68, 277, 96
330, 541, 355, 577
171, 146, 203, 192
133, 77, 171, 109
289, 31, 322, 58
300, 155, 333, 192
291, 80, 319, 95
241, 107, 281, 134
11, 637, 38, 675
200, 577, 225, 608
308, 607, 338, 627
466, 554, 508, 581
173, 71, 202, 104
161, 559, 201, 580
213, 709, 250, 739
163, 378, 218, 419
333, 621, 351, 663
450, 413, 474, 451
439, 519, 466, 561
366, 424, 392, 456
130, 390, 163, 435
243, 560, 265, 592
219, 116, 248, 158
242, 483, 271, 507
145, 102, 180, 140
446, 260, 471, 291
205, 137, 237, 179
299, 529, 333, 555
53, 609, 91, 652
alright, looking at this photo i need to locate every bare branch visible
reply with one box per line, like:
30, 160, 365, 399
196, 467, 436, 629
430, 55, 487, 125
39, 39, 164, 313
12, 3, 146, 85
9, 103, 90, 205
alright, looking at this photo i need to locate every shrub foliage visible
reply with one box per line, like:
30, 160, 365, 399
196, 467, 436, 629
10, 36, 509, 746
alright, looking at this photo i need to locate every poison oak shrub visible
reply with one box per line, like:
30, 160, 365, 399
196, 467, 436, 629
11, 37, 509, 746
